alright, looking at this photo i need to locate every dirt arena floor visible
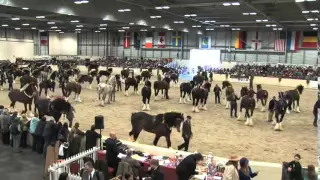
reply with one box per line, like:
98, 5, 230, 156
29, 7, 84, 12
2, 74, 317, 165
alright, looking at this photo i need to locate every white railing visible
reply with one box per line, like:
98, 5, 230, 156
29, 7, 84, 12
48, 146, 100, 180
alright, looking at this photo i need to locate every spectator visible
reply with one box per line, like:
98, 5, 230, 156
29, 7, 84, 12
121, 150, 141, 179
20, 114, 29, 148
105, 132, 120, 176
176, 153, 203, 180
124, 172, 134, 180
147, 159, 164, 180
304, 165, 317, 180
81, 161, 104, 180
58, 172, 69, 180
0, 109, 11, 145
238, 157, 258, 180
85, 125, 101, 150
59, 122, 69, 143
68, 122, 85, 156
43, 120, 55, 156
9, 113, 22, 153
288, 154, 303, 180
95, 159, 109, 180
80, 157, 95, 176
29, 112, 40, 151
34, 117, 46, 154
223, 155, 241, 180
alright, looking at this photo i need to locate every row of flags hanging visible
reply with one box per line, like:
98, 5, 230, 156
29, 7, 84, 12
115, 31, 320, 51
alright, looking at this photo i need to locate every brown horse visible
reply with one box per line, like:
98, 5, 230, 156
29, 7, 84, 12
62, 81, 82, 102
154, 75, 169, 100
237, 94, 256, 126
256, 84, 268, 112
8, 82, 38, 112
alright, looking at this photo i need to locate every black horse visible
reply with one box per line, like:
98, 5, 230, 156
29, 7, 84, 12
35, 97, 75, 127
124, 76, 140, 96
86, 63, 99, 74
121, 68, 130, 79
313, 100, 319, 127
62, 81, 82, 102
193, 72, 204, 87
222, 80, 234, 108
237, 94, 256, 126
170, 73, 179, 87
191, 83, 210, 113
141, 70, 151, 82
77, 74, 94, 89
8, 82, 38, 112
179, 81, 195, 104
129, 111, 184, 148
154, 75, 169, 100
96, 68, 113, 84
284, 85, 304, 113
141, 81, 152, 111
39, 79, 55, 97
240, 86, 249, 97
273, 92, 288, 131
256, 84, 269, 112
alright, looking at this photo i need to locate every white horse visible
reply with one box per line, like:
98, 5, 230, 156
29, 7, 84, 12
97, 83, 113, 106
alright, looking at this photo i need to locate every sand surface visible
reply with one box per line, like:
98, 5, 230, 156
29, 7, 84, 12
3, 73, 317, 166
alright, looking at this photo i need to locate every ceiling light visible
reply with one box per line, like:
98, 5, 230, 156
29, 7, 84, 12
184, 14, 190, 17
273, 28, 282, 30
151, 26, 156, 28
190, 14, 197, 17
2, 24, 8, 27
150, 16, 161, 18
272, 24, 277, 27
11, 18, 20, 21
81, 0, 89, 3
51, 26, 58, 29
250, 12, 257, 15
232, 28, 241, 30
167, 29, 173, 31
22, 7, 29, 10
76, 25, 83, 27
118, 9, 131, 12
47, 22, 55, 24
36, 16, 45, 19
262, 19, 268, 22
296, 0, 316, 1
302, 11, 309, 13
22, 23, 29, 26
220, 25, 230, 27
232, 2, 240, 5
95, 31, 100, 33
204, 20, 216, 23
206, 28, 214, 31
122, 27, 130, 29
162, 6, 170, 9
307, 18, 313, 21
99, 28, 106, 30
31, 27, 36, 29
266, 24, 271, 27
75, 29, 81, 31
192, 25, 201, 28
256, 20, 262, 22
310, 24, 317, 26
71, 20, 79, 23
100, 24, 108, 26
174, 21, 184, 24
59, 32, 64, 34
118, 30, 125, 32
311, 10, 319, 13
223, 3, 231, 6
313, 28, 318, 30
129, 23, 134, 25
55, 30, 61, 32
197, 31, 202, 35
183, 29, 189, 33
140, 29, 147, 31
15, 28, 20, 30
243, 13, 249, 15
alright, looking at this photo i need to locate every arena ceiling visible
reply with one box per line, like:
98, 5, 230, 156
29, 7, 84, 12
0, 0, 319, 33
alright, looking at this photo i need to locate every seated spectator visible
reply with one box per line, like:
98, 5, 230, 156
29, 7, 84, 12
288, 154, 302, 180
81, 161, 104, 180
304, 165, 317, 180
29, 112, 40, 151
58, 172, 69, 180
239, 157, 258, 180
85, 125, 101, 150
0, 109, 10, 145
121, 150, 141, 179
147, 159, 164, 180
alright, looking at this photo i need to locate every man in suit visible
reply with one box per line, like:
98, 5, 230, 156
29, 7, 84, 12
85, 125, 102, 150
105, 132, 120, 176
177, 116, 192, 151
147, 159, 164, 180
122, 150, 141, 178
81, 161, 104, 180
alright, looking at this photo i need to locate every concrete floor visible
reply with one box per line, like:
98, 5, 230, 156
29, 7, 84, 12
0, 143, 45, 180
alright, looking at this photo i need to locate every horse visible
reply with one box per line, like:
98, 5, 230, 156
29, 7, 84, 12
124, 76, 140, 96
96, 69, 113, 84
62, 81, 82, 102
106, 75, 117, 102
313, 100, 319, 127
77, 74, 94, 89
154, 75, 169, 100
8, 82, 38, 112
273, 92, 288, 131
169, 73, 179, 87
237, 94, 256, 126
284, 85, 304, 113
193, 73, 204, 87
35, 97, 75, 127
97, 82, 113, 106
39, 79, 55, 98
141, 81, 152, 111
240, 86, 249, 97
20, 74, 38, 88
129, 111, 184, 148
222, 81, 234, 109
121, 68, 130, 79
115, 74, 122, 91
86, 63, 99, 74
191, 83, 210, 112
256, 84, 269, 112
141, 70, 151, 82
179, 81, 194, 104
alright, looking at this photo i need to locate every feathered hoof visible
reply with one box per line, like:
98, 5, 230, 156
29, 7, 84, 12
183, 100, 187, 104
279, 123, 284, 131
245, 118, 249, 126
286, 110, 290, 114
195, 107, 200, 113
237, 116, 242, 121
271, 120, 276, 125
295, 107, 300, 113
179, 98, 183, 104
192, 106, 195, 112
142, 104, 147, 111
274, 123, 280, 131
168, 147, 173, 150
248, 118, 253, 126
202, 106, 207, 111
146, 104, 150, 111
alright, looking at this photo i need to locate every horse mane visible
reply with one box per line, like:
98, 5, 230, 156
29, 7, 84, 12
162, 112, 183, 127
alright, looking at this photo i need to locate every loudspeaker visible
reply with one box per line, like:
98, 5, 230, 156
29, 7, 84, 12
95, 115, 104, 129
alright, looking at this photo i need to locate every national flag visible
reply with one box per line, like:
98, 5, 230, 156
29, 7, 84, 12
40, 32, 48, 45
302, 31, 318, 48
145, 32, 153, 48
286, 31, 301, 51
199, 36, 211, 49
123, 32, 130, 48
251, 31, 262, 50
274, 31, 286, 52
158, 32, 165, 48
172, 31, 182, 47
234, 31, 247, 49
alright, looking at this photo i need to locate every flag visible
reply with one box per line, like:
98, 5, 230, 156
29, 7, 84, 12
286, 31, 301, 51
172, 31, 182, 47
158, 32, 165, 48
40, 32, 48, 45
123, 32, 130, 48
274, 31, 286, 51
250, 32, 262, 50
145, 32, 153, 48
234, 31, 247, 49
302, 31, 318, 48
199, 36, 211, 49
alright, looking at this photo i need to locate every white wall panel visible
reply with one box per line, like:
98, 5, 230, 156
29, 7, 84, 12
145, 50, 152, 58
86, 46, 92, 56
86, 32, 93, 45
235, 53, 246, 62
92, 45, 99, 56
124, 48, 131, 57
269, 54, 280, 63
257, 54, 268, 62
154, 49, 161, 58
49, 32, 77, 55
305, 50, 318, 65
0, 39, 34, 61
99, 46, 105, 56
246, 54, 256, 62
162, 50, 169, 58
291, 51, 304, 64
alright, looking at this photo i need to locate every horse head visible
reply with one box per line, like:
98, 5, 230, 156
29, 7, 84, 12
240, 87, 248, 97
257, 84, 262, 90
157, 75, 162, 81
163, 112, 184, 132
145, 80, 152, 88
296, 85, 304, 95
189, 81, 195, 88
222, 81, 230, 89
65, 105, 75, 123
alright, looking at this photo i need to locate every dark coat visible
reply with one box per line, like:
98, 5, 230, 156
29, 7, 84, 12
269, 99, 276, 111
148, 166, 164, 180
176, 154, 199, 180
85, 130, 101, 150
58, 126, 69, 142
213, 86, 221, 94
239, 166, 257, 180
34, 120, 46, 136
105, 138, 119, 164
288, 161, 302, 180
182, 121, 192, 138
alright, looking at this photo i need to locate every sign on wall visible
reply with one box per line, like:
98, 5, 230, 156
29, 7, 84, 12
199, 36, 211, 49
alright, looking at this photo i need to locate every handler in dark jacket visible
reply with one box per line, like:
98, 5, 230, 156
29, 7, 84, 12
105, 132, 120, 176
213, 84, 222, 104
85, 125, 101, 150
268, 96, 276, 122
176, 153, 204, 180
288, 154, 303, 180
177, 116, 192, 151
229, 93, 240, 118
34, 117, 46, 154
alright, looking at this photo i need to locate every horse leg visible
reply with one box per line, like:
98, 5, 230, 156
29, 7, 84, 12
279, 112, 285, 131
237, 105, 243, 121
153, 135, 161, 146
142, 96, 147, 111
295, 98, 300, 113
203, 97, 208, 110
154, 89, 158, 100
249, 108, 254, 126
146, 95, 151, 110
244, 109, 250, 125
192, 97, 196, 112
260, 98, 266, 112
165, 89, 169, 99
165, 135, 172, 149
195, 98, 200, 113
179, 90, 183, 104
45, 88, 49, 98
161, 89, 164, 99
183, 92, 188, 104
24, 103, 28, 113
274, 112, 280, 131
39, 87, 43, 96
286, 100, 292, 114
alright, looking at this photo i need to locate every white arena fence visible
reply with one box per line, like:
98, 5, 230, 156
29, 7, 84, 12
48, 147, 100, 180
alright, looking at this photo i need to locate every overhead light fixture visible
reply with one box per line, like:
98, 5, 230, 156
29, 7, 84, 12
192, 25, 201, 28
22, 7, 29, 10
95, 30, 100, 33
51, 26, 58, 29
76, 25, 83, 27
15, 28, 20, 30
11, 17, 20, 21
184, 14, 197, 17
173, 21, 184, 24
295, 0, 316, 2
273, 28, 283, 30
307, 18, 318, 21
220, 25, 230, 27
223, 2, 240, 6
47, 22, 55, 24
22, 23, 29, 26
2, 24, 8, 27
140, 29, 147, 31
250, 12, 257, 15
232, 2, 240, 5
150, 16, 161, 19
243, 13, 249, 15
99, 27, 106, 30
204, 20, 216, 23
31, 27, 36, 29
59, 32, 64, 34
302, 10, 310, 13
302, 10, 319, 14
100, 24, 108, 26
310, 24, 317, 26
129, 23, 134, 25
197, 31, 203, 35
118, 29, 125, 32
167, 28, 173, 31
183, 29, 189, 33
223, 2, 231, 6
311, 10, 319, 13
243, 12, 256, 15
36, 16, 45, 19
262, 19, 268, 22
206, 28, 214, 31
71, 20, 79, 23
313, 27, 318, 30
74, 0, 89, 4
122, 27, 130, 29
155, 6, 170, 9
75, 29, 81, 31
118, 9, 131, 12
256, 19, 262, 22
232, 28, 241, 30
151, 26, 156, 28
55, 30, 61, 32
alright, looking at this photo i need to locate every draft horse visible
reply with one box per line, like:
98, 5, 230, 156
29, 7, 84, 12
141, 81, 152, 111
62, 81, 82, 102
237, 93, 256, 126
256, 84, 269, 112
129, 111, 184, 148
179, 81, 194, 104
191, 83, 210, 113
284, 85, 304, 113
8, 82, 38, 112
154, 75, 170, 100
124, 76, 141, 96
272, 92, 288, 131
222, 81, 234, 109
